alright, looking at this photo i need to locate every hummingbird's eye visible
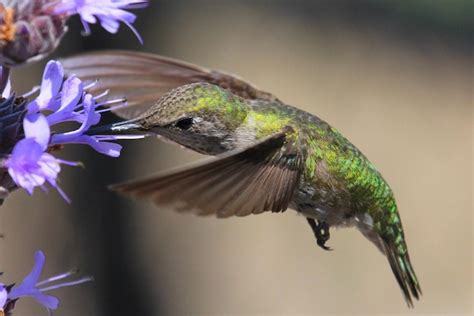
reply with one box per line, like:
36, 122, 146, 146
175, 117, 194, 130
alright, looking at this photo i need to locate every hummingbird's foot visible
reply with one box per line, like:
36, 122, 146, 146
316, 220, 332, 251
306, 218, 332, 251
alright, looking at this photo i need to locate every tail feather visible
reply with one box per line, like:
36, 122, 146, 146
382, 239, 422, 307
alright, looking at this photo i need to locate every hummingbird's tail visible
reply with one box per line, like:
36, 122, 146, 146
86, 119, 142, 135
381, 234, 422, 308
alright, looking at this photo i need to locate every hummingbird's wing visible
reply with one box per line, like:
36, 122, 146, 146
110, 127, 302, 217
61, 50, 280, 120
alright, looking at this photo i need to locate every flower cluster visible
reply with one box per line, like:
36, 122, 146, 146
0, 0, 147, 66
0, 251, 92, 315
0, 60, 144, 201
1, 1, 149, 314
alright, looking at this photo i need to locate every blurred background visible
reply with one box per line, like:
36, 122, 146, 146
0, 0, 472, 315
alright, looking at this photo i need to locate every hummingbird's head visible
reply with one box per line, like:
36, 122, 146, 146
140, 82, 250, 155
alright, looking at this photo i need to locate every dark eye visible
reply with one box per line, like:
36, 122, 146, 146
175, 117, 194, 130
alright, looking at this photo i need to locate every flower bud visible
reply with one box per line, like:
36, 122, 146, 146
0, 0, 68, 67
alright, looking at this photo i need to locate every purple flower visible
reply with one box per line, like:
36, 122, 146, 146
4, 114, 77, 201
1, 250, 92, 314
3, 60, 145, 200
35, 61, 143, 157
53, 0, 148, 44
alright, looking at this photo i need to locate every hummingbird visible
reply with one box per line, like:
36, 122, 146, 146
63, 50, 421, 306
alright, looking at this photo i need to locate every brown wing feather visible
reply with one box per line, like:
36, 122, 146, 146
61, 50, 280, 120
110, 128, 302, 217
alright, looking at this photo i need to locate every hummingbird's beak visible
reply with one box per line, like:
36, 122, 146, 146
86, 120, 143, 135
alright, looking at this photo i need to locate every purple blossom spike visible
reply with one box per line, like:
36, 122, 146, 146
0, 250, 93, 314
53, 0, 148, 44
2, 59, 145, 201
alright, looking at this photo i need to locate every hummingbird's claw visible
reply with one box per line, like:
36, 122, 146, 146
317, 238, 332, 251
315, 220, 332, 251
306, 218, 333, 251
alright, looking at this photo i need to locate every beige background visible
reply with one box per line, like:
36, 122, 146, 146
1, 1, 472, 315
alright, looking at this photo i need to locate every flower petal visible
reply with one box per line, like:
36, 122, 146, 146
47, 75, 84, 126
9, 251, 45, 300
10, 138, 44, 162
59, 135, 123, 157
0, 284, 7, 308
6, 139, 46, 194
37, 153, 61, 186
28, 61, 64, 112
10, 288, 59, 310
23, 114, 51, 150
83, 138, 122, 157
59, 75, 83, 113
